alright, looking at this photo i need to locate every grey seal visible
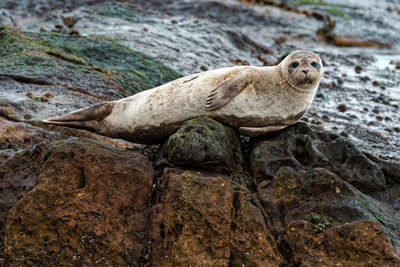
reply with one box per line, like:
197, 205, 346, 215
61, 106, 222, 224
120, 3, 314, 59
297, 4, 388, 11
44, 50, 323, 143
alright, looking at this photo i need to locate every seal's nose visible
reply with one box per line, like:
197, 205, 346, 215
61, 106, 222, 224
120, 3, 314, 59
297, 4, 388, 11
302, 69, 309, 74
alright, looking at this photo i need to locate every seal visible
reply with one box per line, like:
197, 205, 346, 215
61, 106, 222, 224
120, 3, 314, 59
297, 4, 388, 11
44, 50, 323, 143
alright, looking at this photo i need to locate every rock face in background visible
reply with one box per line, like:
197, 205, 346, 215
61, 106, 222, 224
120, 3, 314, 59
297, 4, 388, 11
0, 0, 399, 266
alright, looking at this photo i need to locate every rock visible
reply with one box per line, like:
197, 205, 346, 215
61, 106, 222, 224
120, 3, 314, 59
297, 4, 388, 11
259, 167, 400, 266
0, 118, 138, 164
334, 35, 391, 48
4, 138, 154, 266
162, 117, 244, 172
0, 9, 14, 26
249, 122, 386, 194
0, 118, 58, 153
0, 25, 180, 121
149, 168, 284, 266
285, 220, 400, 266
0, 143, 44, 263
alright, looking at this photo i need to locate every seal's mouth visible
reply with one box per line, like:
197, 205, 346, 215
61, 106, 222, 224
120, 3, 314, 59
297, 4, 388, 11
299, 76, 313, 84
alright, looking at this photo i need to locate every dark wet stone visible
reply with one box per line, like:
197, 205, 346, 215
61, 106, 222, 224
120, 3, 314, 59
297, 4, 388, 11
258, 167, 400, 266
337, 103, 347, 112
249, 122, 386, 194
162, 117, 244, 172
0, 143, 44, 263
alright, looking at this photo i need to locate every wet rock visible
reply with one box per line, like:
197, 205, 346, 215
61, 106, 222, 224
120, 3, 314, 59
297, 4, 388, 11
162, 117, 244, 172
0, 118, 58, 153
149, 168, 284, 266
0, 143, 44, 263
336, 103, 347, 112
0, 9, 14, 26
0, 118, 137, 162
0, 25, 180, 121
4, 138, 154, 266
354, 65, 363, 74
334, 35, 392, 48
259, 167, 400, 266
249, 122, 386, 193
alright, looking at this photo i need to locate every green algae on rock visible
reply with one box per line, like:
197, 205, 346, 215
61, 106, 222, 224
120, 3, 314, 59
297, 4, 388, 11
24, 30, 181, 95
0, 25, 181, 96
92, 2, 154, 24
0, 25, 181, 122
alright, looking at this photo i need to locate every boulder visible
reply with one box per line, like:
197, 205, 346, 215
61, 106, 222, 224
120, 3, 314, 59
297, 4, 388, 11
4, 138, 154, 266
259, 166, 400, 266
149, 168, 284, 266
162, 117, 244, 172
249, 122, 386, 193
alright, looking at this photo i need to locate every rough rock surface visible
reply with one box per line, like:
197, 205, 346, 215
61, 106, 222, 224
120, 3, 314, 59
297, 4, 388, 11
259, 166, 400, 266
250, 122, 387, 194
2, 119, 400, 266
149, 168, 284, 266
4, 138, 154, 266
162, 117, 244, 172
0, 1, 399, 265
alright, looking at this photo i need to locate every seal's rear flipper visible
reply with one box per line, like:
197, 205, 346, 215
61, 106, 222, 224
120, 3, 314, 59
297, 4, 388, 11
43, 102, 114, 132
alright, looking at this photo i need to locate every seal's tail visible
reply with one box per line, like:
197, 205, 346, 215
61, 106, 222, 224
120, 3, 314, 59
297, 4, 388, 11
43, 102, 114, 132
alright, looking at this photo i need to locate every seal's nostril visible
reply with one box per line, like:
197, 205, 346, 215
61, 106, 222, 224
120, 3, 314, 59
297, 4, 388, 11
302, 69, 309, 74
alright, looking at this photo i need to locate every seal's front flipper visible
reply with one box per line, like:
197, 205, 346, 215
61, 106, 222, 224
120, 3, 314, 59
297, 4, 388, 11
239, 125, 287, 137
43, 102, 113, 132
206, 71, 252, 111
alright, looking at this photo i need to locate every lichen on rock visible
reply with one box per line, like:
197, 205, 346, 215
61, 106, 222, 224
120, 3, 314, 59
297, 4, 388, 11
162, 117, 244, 172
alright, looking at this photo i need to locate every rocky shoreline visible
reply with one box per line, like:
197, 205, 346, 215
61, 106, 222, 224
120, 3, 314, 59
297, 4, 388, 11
0, 0, 399, 266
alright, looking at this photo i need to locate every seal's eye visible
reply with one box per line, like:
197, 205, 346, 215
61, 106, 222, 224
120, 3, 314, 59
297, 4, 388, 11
311, 61, 319, 68
290, 61, 299, 68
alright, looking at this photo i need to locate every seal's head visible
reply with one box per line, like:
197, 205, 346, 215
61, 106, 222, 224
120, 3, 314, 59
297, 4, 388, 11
280, 50, 323, 92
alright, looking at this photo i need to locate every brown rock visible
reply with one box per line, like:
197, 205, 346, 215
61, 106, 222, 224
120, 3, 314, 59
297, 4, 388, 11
149, 168, 284, 266
229, 188, 284, 266
4, 138, 154, 266
334, 35, 391, 48
0, 143, 44, 262
259, 167, 400, 266
0, 118, 137, 162
0, 118, 57, 152
285, 220, 400, 266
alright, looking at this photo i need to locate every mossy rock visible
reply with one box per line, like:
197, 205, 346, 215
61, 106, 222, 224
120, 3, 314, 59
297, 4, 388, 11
0, 25, 181, 121
0, 25, 181, 96
91, 2, 154, 24
162, 117, 244, 172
